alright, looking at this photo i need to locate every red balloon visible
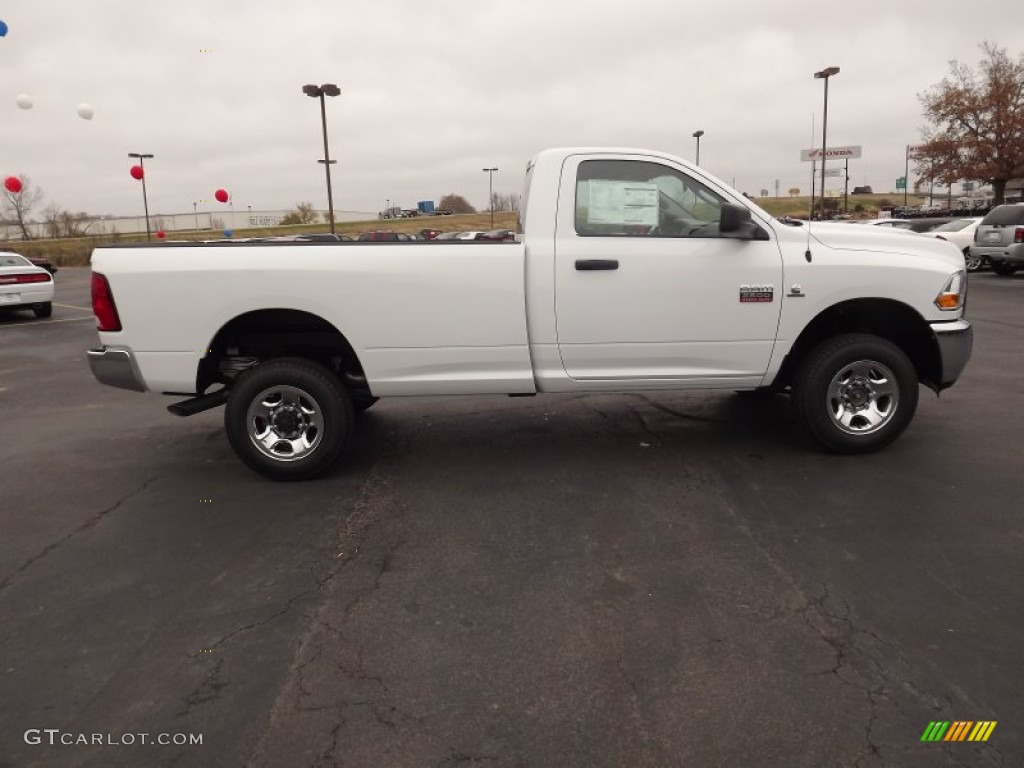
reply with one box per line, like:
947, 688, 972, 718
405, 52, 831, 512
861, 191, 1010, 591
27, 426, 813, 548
214, 188, 229, 203
130, 165, 144, 180
156, 230, 166, 240
4, 176, 22, 194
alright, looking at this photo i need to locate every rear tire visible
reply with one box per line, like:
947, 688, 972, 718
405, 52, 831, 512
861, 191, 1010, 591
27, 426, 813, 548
33, 302, 52, 319
963, 249, 984, 272
991, 262, 1018, 276
793, 333, 918, 454
224, 358, 353, 480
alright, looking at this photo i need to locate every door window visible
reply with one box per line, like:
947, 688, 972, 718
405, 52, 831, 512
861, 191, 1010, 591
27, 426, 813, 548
575, 159, 727, 238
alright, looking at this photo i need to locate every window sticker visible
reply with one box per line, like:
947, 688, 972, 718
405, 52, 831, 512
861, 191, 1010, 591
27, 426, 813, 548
584, 180, 659, 226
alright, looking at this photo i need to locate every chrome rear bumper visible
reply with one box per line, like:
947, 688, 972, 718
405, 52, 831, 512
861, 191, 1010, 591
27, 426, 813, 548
87, 347, 147, 392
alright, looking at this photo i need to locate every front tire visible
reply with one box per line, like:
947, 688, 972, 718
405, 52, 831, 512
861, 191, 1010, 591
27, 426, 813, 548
33, 302, 52, 319
793, 334, 918, 454
991, 262, 1018, 276
224, 358, 353, 480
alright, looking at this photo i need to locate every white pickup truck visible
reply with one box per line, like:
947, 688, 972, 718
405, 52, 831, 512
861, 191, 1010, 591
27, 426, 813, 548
87, 147, 973, 480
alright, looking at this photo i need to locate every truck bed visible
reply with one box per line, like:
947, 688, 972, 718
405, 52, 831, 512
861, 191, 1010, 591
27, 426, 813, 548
91, 240, 535, 396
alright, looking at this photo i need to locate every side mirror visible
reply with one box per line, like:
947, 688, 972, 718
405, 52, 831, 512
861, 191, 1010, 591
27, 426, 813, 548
719, 203, 751, 234
719, 203, 768, 240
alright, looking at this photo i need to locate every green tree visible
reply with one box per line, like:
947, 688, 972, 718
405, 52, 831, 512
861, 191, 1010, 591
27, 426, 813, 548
915, 43, 1024, 205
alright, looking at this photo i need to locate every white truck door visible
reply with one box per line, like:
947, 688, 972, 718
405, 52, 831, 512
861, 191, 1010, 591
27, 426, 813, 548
554, 154, 783, 384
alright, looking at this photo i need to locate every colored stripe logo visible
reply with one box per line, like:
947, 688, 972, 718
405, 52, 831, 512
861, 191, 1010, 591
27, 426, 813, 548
921, 721, 997, 742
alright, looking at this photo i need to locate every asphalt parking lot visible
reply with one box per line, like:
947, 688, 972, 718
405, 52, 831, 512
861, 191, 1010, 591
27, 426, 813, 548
1, 267, 1022, 767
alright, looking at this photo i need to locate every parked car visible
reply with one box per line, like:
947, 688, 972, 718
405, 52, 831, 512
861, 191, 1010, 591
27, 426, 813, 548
419, 229, 443, 240
455, 231, 485, 240
432, 232, 461, 241
479, 229, 516, 241
969, 204, 1024, 276
927, 217, 985, 271
858, 219, 916, 231
863, 217, 955, 233
357, 231, 411, 242
295, 233, 354, 242
28, 256, 58, 274
0, 251, 55, 318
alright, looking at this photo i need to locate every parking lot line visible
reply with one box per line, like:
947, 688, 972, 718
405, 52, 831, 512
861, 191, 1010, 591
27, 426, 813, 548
54, 303, 94, 311
0, 316, 94, 328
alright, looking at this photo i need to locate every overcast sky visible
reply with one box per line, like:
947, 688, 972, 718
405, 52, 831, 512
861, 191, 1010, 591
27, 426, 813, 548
2, 0, 1023, 219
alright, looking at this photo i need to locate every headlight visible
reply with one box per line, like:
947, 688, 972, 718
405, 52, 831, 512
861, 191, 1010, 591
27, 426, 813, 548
935, 270, 966, 311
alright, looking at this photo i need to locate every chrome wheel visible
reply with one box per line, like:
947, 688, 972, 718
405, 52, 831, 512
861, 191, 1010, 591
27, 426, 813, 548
964, 250, 983, 272
826, 360, 899, 435
246, 385, 323, 462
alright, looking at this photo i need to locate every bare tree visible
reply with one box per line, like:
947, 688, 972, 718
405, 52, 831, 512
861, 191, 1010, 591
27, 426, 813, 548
42, 204, 63, 239
915, 42, 1024, 204
280, 201, 320, 225
489, 192, 521, 212
1, 175, 44, 240
61, 211, 94, 237
439, 194, 476, 214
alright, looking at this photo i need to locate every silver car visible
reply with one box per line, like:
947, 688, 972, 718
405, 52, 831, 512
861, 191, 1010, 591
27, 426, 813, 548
969, 204, 1024, 276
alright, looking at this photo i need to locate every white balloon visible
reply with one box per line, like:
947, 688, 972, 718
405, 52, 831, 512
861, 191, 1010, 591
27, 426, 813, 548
15, 94, 33, 110
76, 103, 94, 120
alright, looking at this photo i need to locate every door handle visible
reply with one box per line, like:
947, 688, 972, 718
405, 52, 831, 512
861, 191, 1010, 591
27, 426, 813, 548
575, 259, 619, 271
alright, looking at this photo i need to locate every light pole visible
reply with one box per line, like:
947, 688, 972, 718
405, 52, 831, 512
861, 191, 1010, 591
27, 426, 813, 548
193, 201, 199, 230
482, 167, 498, 229
813, 66, 840, 220
692, 130, 704, 167
128, 152, 154, 240
904, 144, 912, 207
302, 83, 341, 233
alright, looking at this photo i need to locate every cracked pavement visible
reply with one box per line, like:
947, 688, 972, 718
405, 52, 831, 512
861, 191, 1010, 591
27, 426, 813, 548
1, 269, 1021, 767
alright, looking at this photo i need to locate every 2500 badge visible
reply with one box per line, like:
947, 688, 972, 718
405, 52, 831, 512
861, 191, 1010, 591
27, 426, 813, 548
739, 284, 774, 303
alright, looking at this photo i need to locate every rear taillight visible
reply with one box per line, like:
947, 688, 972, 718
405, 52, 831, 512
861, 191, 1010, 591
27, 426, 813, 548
1015, 227, 1024, 244
0, 272, 51, 285
91, 272, 122, 332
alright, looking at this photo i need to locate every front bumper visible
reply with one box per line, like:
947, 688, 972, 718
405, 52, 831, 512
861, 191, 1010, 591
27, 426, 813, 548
87, 347, 147, 392
930, 319, 972, 390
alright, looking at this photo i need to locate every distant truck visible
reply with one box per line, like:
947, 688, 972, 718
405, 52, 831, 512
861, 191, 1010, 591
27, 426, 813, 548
418, 200, 453, 216
379, 202, 454, 219
378, 206, 418, 220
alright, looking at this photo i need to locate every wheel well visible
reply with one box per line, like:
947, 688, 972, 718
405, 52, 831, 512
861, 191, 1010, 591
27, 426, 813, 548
197, 309, 369, 394
774, 299, 941, 391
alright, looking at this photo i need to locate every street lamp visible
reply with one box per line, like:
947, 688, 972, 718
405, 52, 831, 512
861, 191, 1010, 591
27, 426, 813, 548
302, 83, 341, 233
482, 167, 498, 229
128, 152, 154, 240
813, 66, 840, 220
193, 201, 199, 231
692, 130, 704, 166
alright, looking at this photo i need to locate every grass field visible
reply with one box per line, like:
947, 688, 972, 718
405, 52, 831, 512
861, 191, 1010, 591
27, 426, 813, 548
2, 193, 927, 269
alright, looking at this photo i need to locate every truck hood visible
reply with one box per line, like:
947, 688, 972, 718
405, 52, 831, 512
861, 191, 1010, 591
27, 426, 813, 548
805, 223, 963, 267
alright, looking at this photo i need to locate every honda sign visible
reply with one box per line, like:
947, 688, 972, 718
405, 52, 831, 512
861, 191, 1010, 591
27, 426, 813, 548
800, 145, 862, 162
